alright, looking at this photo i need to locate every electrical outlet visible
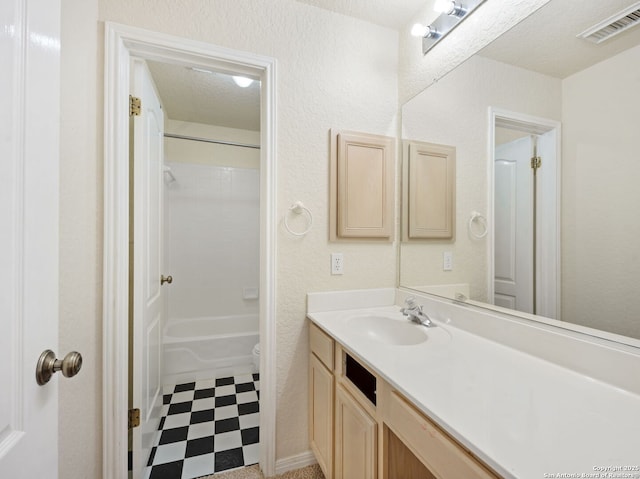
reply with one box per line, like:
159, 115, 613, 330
443, 251, 453, 271
331, 253, 344, 275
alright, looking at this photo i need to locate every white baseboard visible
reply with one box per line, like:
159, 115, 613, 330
274, 451, 317, 475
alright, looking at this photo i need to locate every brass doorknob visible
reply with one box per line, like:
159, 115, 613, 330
36, 350, 83, 386
161, 275, 173, 285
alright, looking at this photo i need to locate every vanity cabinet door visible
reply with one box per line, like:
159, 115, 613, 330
309, 353, 334, 479
335, 384, 377, 479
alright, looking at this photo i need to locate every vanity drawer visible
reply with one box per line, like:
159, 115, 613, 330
384, 390, 498, 479
310, 322, 334, 370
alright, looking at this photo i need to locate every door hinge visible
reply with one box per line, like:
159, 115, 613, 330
128, 408, 140, 429
531, 156, 542, 171
129, 95, 141, 116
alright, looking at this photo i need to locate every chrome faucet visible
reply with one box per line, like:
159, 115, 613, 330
400, 296, 433, 327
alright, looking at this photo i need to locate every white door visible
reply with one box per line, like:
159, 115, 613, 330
494, 136, 534, 312
0, 0, 61, 477
534, 129, 558, 319
131, 59, 165, 477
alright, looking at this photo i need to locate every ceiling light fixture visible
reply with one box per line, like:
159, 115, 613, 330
232, 76, 254, 88
188, 68, 255, 88
414, 0, 486, 55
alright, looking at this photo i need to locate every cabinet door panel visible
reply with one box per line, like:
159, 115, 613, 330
402, 141, 456, 240
335, 384, 377, 479
330, 130, 395, 240
310, 354, 334, 478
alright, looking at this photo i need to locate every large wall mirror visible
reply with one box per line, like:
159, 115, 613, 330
400, 0, 640, 346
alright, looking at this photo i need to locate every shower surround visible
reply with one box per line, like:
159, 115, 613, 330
163, 161, 260, 385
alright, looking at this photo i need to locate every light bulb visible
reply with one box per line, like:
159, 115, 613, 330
434, 0, 466, 16
434, 0, 456, 14
411, 23, 440, 39
411, 23, 429, 37
232, 76, 254, 88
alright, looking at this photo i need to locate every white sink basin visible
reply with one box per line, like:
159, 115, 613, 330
348, 315, 428, 345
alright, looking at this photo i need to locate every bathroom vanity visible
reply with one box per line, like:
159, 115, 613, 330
307, 288, 640, 479
309, 321, 497, 478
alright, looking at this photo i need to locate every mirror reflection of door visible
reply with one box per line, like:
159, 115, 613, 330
494, 135, 534, 313
493, 119, 558, 318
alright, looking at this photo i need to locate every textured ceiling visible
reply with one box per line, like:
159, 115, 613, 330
147, 61, 261, 131
479, 0, 640, 78
147, 0, 640, 131
146, 0, 427, 130
294, 0, 427, 30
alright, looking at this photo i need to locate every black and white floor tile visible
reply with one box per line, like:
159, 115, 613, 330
147, 374, 260, 479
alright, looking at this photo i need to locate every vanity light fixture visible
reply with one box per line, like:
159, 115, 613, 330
413, 0, 486, 55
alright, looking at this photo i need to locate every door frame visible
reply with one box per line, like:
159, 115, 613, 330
103, 22, 278, 478
487, 107, 561, 319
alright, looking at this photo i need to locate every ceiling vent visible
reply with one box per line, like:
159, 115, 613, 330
577, 2, 640, 44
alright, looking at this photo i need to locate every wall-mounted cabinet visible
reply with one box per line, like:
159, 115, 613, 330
330, 130, 395, 241
402, 141, 456, 240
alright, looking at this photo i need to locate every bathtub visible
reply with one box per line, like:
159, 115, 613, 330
163, 314, 259, 386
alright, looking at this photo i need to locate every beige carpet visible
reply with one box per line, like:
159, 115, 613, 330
198, 464, 324, 479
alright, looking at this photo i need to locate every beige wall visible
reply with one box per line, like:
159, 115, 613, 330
59, 0, 102, 477
59, 0, 398, 477
561, 43, 640, 338
400, 55, 562, 302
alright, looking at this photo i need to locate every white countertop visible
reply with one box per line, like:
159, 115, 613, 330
307, 300, 640, 479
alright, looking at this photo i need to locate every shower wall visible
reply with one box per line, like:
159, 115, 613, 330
164, 121, 260, 321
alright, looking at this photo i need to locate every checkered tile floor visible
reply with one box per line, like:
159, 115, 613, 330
147, 374, 260, 479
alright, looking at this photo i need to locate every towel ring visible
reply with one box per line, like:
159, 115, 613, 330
284, 201, 313, 236
468, 211, 488, 239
